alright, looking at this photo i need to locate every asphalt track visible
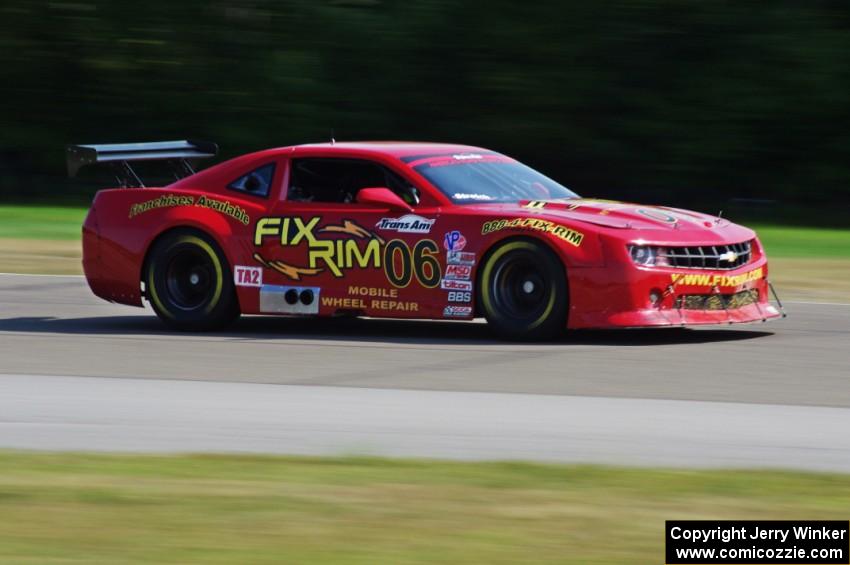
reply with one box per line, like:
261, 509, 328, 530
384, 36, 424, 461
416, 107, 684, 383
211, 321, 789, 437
1, 274, 849, 470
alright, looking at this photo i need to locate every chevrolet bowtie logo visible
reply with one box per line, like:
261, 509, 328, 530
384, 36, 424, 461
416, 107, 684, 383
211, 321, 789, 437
718, 251, 738, 263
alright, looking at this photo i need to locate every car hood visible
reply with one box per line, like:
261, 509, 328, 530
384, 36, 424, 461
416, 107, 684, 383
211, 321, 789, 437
466, 198, 758, 245
472, 199, 727, 231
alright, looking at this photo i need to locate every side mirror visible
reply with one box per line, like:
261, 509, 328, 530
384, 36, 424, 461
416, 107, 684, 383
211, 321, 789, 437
356, 187, 413, 212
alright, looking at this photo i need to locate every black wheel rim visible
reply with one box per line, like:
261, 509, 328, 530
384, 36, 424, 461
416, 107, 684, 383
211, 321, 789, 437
164, 245, 215, 311
489, 251, 550, 320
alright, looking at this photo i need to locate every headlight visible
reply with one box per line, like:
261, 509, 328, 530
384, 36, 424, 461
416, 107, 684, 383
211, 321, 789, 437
628, 245, 669, 267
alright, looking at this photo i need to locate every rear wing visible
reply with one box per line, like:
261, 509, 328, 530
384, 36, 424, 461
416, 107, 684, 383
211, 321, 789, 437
66, 140, 218, 187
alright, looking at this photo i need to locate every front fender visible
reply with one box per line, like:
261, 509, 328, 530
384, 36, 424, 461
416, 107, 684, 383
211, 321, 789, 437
479, 221, 605, 269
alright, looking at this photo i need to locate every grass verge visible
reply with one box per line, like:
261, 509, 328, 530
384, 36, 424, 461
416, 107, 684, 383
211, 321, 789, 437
1, 452, 849, 564
0, 205, 86, 240
752, 224, 850, 259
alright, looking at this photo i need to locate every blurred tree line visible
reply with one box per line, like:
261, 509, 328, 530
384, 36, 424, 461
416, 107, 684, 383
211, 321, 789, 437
1, 0, 848, 224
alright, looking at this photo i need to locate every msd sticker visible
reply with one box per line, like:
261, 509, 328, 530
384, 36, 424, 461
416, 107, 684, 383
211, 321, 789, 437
443, 305, 473, 317
443, 230, 467, 251
447, 250, 475, 265
234, 265, 263, 287
444, 264, 471, 280
441, 279, 472, 291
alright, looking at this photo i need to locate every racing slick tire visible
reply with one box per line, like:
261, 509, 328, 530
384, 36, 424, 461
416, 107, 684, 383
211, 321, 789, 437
478, 239, 568, 341
144, 229, 240, 331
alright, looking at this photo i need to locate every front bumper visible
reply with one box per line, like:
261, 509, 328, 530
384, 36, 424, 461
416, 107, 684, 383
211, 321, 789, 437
567, 256, 783, 329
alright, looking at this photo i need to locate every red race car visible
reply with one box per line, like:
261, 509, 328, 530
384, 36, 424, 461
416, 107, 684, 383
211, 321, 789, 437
69, 140, 784, 339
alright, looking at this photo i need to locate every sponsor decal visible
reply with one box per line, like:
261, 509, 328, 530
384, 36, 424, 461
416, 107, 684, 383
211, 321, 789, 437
347, 286, 399, 298
637, 208, 677, 224
447, 291, 471, 303
129, 194, 194, 217
336, 286, 421, 311
523, 200, 548, 210
453, 193, 493, 200
418, 154, 510, 168
253, 217, 383, 280
444, 264, 472, 280
481, 218, 584, 247
671, 267, 763, 288
253, 217, 441, 287
234, 265, 262, 287
375, 214, 435, 234
447, 251, 475, 265
443, 305, 473, 317
195, 195, 251, 225
321, 294, 419, 312
522, 199, 612, 213
441, 279, 473, 291
368, 299, 419, 312
443, 230, 467, 251
128, 193, 250, 225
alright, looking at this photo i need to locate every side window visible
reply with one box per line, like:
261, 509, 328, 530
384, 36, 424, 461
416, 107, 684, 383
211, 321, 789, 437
228, 163, 275, 198
288, 158, 420, 205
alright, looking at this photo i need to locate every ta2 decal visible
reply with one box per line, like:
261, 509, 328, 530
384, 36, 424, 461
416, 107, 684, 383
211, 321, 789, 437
234, 265, 263, 287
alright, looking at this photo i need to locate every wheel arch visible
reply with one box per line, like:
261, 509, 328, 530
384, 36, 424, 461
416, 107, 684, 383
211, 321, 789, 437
474, 234, 570, 321
140, 225, 238, 310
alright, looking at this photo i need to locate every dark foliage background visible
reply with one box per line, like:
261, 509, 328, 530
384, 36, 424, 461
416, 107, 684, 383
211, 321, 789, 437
1, 1, 848, 223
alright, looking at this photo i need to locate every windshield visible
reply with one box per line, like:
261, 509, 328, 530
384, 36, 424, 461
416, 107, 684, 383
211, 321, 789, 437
410, 154, 579, 204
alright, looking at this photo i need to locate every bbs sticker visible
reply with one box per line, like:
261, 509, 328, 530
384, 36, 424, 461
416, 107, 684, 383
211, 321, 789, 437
234, 265, 263, 287
447, 291, 471, 303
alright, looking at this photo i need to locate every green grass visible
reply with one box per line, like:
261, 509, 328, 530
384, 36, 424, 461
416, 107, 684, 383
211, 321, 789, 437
752, 224, 850, 258
0, 452, 849, 564
1, 205, 848, 256
0, 205, 87, 240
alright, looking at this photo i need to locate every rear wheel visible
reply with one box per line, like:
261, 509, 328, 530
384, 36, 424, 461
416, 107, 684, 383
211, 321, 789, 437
144, 230, 239, 331
478, 239, 568, 340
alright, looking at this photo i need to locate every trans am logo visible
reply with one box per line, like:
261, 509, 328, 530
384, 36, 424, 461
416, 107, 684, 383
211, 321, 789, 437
375, 214, 435, 234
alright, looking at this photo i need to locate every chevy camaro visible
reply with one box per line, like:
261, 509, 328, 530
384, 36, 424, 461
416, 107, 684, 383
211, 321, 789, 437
69, 140, 783, 339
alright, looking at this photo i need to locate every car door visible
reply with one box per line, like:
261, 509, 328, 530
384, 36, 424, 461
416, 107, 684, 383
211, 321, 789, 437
252, 156, 448, 318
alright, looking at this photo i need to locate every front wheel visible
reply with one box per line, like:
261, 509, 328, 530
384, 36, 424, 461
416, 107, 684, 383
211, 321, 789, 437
144, 230, 239, 331
478, 239, 568, 341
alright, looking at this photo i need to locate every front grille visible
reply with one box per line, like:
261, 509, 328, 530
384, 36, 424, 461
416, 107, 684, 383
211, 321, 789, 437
664, 241, 752, 270
676, 289, 759, 310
